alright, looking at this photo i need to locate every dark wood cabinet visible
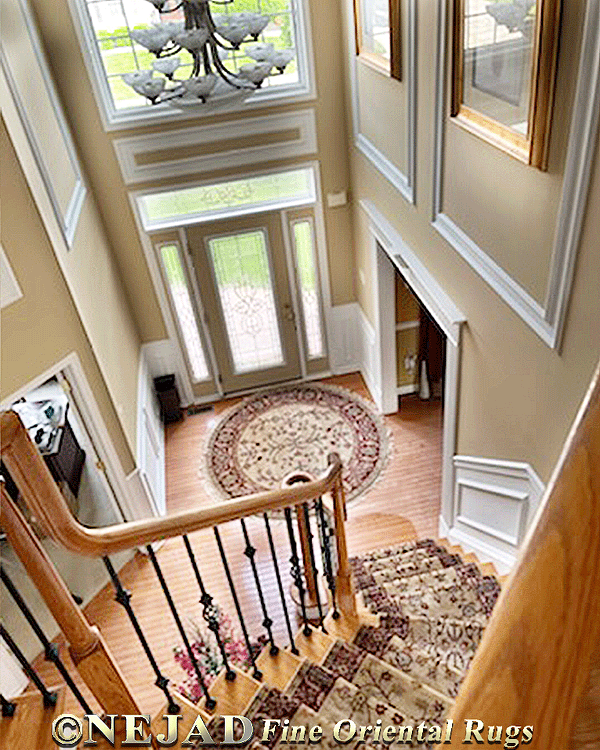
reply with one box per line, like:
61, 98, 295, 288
44, 418, 85, 498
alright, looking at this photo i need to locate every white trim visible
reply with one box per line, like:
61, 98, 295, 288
114, 109, 318, 184
329, 303, 361, 375
0, 352, 157, 522
66, 0, 316, 131
359, 199, 466, 526
281, 213, 309, 379
347, 0, 417, 203
0, 244, 23, 309
1, 0, 86, 248
432, 0, 600, 350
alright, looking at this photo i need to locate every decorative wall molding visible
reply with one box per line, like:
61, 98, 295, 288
0, 244, 23, 309
432, 0, 600, 350
346, 0, 417, 204
357, 304, 381, 406
1, 0, 86, 248
442, 455, 546, 574
114, 109, 318, 185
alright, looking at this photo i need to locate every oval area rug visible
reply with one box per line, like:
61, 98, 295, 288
205, 383, 389, 503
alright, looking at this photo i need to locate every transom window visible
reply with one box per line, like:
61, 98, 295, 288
73, 0, 311, 125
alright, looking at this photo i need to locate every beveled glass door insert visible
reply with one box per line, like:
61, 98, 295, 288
187, 213, 301, 393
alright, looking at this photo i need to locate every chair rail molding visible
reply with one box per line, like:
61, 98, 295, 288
346, 0, 417, 204
432, 0, 600, 350
446, 455, 546, 574
113, 109, 318, 185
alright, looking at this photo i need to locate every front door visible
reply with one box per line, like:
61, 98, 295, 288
187, 213, 302, 393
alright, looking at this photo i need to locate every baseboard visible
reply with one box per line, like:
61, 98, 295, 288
445, 526, 516, 576
397, 383, 418, 396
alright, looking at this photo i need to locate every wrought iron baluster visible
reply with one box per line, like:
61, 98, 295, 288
284, 506, 311, 637
0, 625, 57, 708
181, 535, 235, 682
1, 694, 16, 717
146, 546, 216, 709
302, 502, 327, 632
263, 513, 298, 654
1, 566, 93, 714
103, 556, 180, 714
240, 519, 278, 656
315, 497, 339, 619
213, 527, 262, 680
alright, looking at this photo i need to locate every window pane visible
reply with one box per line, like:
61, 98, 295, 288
461, 0, 536, 135
139, 168, 316, 228
293, 220, 324, 359
208, 231, 284, 374
360, 0, 390, 59
160, 244, 210, 382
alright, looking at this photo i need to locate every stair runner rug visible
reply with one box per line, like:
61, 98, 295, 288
204, 383, 389, 504
198, 539, 501, 750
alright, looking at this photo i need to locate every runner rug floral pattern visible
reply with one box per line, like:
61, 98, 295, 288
205, 384, 389, 502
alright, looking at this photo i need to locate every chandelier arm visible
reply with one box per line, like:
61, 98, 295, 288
159, 2, 183, 13
157, 45, 184, 57
203, 4, 242, 51
209, 40, 254, 90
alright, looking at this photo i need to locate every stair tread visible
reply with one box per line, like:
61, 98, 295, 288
200, 668, 261, 716
292, 627, 334, 663
0, 688, 66, 750
255, 647, 304, 691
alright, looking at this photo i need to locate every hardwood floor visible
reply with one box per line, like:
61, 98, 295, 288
32, 373, 443, 717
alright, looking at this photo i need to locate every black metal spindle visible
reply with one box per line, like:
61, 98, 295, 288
0, 567, 92, 714
1, 694, 16, 717
284, 506, 311, 637
240, 519, 278, 656
181, 535, 236, 682
315, 498, 339, 619
103, 555, 180, 714
0, 625, 57, 708
263, 513, 299, 654
145, 546, 216, 709
302, 503, 327, 632
212, 528, 262, 680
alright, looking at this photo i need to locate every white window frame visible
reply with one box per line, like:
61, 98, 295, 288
67, 0, 316, 131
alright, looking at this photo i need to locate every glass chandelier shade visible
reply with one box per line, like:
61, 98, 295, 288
121, 0, 296, 106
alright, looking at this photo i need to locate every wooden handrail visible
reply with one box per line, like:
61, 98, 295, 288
0, 411, 342, 557
1, 485, 141, 716
442, 360, 600, 748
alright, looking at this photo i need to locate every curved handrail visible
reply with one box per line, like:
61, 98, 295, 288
0, 410, 343, 557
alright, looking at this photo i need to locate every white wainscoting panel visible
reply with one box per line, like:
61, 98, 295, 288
114, 109, 318, 184
357, 304, 382, 407
329, 303, 361, 375
446, 455, 545, 574
135, 347, 167, 517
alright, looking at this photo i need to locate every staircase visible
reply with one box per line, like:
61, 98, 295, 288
1, 359, 600, 749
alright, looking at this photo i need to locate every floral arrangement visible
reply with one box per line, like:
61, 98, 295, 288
173, 605, 256, 702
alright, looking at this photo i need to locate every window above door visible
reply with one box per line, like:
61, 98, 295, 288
69, 0, 315, 129
353, 0, 401, 79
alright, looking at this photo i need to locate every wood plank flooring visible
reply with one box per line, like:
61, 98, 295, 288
31, 374, 443, 718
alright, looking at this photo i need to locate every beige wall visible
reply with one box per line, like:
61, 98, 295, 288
1, 120, 138, 474
26, 0, 355, 338
345, 0, 600, 482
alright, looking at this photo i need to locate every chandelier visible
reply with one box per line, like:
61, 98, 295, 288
121, 0, 295, 106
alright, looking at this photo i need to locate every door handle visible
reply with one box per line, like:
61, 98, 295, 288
282, 303, 295, 322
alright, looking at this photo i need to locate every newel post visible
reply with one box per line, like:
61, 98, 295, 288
328, 453, 357, 618
0, 486, 141, 718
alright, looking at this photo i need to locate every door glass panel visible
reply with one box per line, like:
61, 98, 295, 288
159, 243, 210, 382
208, 230, 285, 374
292, 220, 324, 359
